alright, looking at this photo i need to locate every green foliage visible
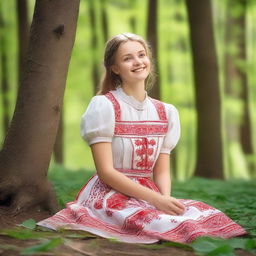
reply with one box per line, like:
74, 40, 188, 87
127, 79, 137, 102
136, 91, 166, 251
19, 219, 37, 230
191, 237, 256, 256
48, 164, 94, 207
21, 237, 63, 255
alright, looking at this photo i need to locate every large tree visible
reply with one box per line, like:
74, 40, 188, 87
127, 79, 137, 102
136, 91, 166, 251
224, 0, 254, 176
0, 3, 10, 135
0, 0, 80, 217
88, 0, 100, 94
16, 0, 29, 86
186, 0, 224, 178
146, 0, 160, 99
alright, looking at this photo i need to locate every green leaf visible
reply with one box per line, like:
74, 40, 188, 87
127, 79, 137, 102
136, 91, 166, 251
21, 238, 63, 255
208, 244, 234, 256
1, 228, 40, 240
228, 238, 256, 251
191, 237, 224, 253
162, 240, 192, 250
19, 219, 36, 230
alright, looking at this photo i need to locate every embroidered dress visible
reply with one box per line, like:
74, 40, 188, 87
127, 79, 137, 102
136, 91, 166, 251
37, 87, 246, 244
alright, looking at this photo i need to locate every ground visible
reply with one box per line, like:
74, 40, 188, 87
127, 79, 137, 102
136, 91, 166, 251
0, 166, 255, 255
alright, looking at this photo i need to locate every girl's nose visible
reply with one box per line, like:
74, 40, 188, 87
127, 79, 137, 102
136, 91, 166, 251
133, 57, 142, 66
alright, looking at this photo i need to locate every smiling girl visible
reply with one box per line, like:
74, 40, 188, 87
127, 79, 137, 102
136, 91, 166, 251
38, 33, 246, 243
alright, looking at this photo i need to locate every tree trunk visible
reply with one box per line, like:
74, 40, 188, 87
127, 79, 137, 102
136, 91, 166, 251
236, 0, 255, 173
88, 0, 100, 95
0, 0, 80, 216
129, 0, 137, 33
53, 110, 64, 164
0, 7, 10, 135
100, 0, 108, 43
186, 0, 224, 178
16, 0, 29, 86
146, 0, 160, 99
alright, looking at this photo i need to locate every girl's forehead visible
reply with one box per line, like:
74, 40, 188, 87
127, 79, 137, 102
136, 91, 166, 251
117, 41, 146, 56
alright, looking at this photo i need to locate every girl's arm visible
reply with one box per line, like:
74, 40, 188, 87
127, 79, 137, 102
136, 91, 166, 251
153, 153, 171, 196
91, 142, 185, 215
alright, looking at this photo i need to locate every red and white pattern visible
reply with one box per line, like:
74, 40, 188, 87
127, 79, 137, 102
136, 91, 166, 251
38, 89, 247, 244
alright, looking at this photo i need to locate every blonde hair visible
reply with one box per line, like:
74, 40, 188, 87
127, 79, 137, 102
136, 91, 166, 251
97, 33, 155, 95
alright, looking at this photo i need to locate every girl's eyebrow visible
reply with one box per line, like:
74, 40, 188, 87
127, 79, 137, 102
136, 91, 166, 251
122, 50, 146, 58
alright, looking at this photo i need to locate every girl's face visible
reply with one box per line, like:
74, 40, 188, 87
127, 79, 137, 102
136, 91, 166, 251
112, 40, 150, 85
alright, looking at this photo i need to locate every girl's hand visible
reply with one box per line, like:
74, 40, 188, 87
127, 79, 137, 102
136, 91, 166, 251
152, 195, 185, 215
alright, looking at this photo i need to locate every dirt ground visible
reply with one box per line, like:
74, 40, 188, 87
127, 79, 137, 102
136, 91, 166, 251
0, 211, 254, 256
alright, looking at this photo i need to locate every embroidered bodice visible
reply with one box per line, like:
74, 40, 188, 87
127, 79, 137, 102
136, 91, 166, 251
81, 87, 180, 175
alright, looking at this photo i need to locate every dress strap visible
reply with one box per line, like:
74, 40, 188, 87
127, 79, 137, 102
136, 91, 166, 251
149, 98, 167, 121
105, 92, 121, 122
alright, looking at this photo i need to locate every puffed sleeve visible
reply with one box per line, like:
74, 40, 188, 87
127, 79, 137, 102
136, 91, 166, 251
160, 103, 181, 154
80, 95, 115, 145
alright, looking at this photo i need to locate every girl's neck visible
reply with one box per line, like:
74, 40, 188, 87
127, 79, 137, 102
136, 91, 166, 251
122, 81, 146, 102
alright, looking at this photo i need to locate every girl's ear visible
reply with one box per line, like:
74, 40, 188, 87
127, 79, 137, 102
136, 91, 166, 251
111, 65, 119, 75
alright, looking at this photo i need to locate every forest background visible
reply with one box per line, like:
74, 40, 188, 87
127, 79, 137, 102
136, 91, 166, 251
1, 0, 256, 181
0, 0, 256, 255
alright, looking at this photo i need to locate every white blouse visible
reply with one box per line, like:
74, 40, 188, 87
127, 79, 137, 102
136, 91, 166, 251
81, 87, 180, 171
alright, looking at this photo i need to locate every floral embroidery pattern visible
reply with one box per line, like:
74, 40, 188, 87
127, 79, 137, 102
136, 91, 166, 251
115, 122, 168, 136
107, 193, 129, 210
132, 138, 156, 170
122, 209, 161, 234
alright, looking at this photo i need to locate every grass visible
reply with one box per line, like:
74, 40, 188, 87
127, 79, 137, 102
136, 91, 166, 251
1, 165, 255, 256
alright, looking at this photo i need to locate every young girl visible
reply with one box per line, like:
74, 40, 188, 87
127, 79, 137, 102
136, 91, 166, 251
38, 33, 246, 243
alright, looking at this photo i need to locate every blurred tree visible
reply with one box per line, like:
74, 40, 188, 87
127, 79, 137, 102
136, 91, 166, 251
186, 0, 224, 179
0, 2, 10, 136
53, 111, 64, 164
16, 0, 29, 86
224, 0, 254, 176
129, 0, 137, 33
88, 0, 100, 94
100, 0, 109, 42
236, 0, 255, 174
146, 0, 160, 99
0, 0, 80, 216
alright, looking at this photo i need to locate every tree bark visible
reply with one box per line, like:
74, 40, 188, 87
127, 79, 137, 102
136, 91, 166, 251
100, 0, 109, 43
0, 7, 10, 135
53, 110, 64, 164
186, 0, 224, 178
88, 0, 100, 95
146, 0, 160, 99
0, 0, 80, 215
16, 0, 29, 86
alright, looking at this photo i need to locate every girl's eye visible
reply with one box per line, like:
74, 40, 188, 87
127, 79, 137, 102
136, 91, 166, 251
139, 53, 146, 57
123, 56, 131, 61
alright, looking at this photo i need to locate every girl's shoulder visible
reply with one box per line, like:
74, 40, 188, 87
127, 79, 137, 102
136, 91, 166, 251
149, 97, 179, 117
88, 94, 114, 109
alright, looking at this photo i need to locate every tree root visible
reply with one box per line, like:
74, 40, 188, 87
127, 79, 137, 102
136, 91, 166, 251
0, 180, 59, 219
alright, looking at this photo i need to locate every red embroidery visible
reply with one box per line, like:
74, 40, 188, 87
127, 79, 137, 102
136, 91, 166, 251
94, 199, 103, 209
116, 168, 152, 177
150, 98, 167, 121
122, 209, 161, 234
132, 138, 156, 170
105, 92, 121, 121
115, 122, 168, 136
185, 201, 215, 211
161, 212, 242, 243
107, 193, 129, 210
84, 179, 111, 209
